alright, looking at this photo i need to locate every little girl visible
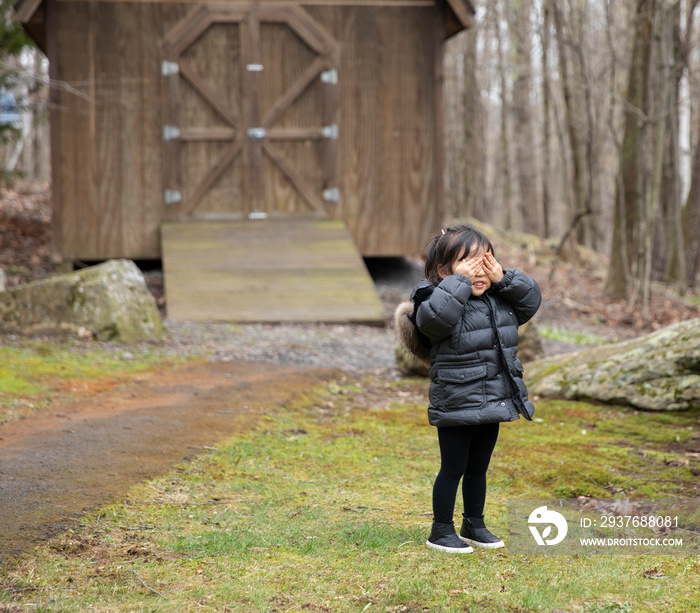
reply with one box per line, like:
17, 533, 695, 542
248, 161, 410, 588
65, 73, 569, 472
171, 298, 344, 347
411, 224, 541, 553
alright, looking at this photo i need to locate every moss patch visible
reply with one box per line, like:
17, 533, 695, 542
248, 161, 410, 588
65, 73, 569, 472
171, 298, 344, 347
538, 324, 612, 347
0, 340, 190, 424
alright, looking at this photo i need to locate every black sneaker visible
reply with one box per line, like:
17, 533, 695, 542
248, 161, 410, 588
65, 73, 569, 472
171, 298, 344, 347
459, 516, 505, 549
426, 521, 474, 553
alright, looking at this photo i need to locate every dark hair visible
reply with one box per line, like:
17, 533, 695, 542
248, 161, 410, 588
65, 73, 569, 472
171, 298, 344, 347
423, 224, 495, 286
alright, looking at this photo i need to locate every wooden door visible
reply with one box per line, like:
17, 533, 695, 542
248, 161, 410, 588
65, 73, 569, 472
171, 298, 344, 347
160, 4, 340, 220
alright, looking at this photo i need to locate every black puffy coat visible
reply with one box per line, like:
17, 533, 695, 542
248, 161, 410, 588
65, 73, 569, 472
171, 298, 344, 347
413, 269, 542, 427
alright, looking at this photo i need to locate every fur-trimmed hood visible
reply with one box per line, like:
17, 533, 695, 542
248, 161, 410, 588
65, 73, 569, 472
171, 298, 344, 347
395, 300, 431, 364
394, 281, 435, 365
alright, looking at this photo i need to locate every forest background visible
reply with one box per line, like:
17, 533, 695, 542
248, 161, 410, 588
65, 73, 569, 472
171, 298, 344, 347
1, 0, 700, 314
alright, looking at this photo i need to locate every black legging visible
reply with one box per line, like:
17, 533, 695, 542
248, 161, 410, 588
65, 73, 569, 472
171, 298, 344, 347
432, 422, 500, 524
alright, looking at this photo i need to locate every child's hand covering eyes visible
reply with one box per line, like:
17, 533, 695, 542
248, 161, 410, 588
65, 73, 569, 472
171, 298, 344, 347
481, 252, 504, 284
453, 256, 484, 280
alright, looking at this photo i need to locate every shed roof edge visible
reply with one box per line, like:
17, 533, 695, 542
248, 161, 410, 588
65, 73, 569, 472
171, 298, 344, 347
14, 0, 43, 23
14, 0, 477, 23
444, 0, 475, 31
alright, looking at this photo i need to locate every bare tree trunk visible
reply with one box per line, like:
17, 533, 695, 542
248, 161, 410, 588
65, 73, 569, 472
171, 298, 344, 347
495, 1, 513, 229
685, 133, 700, 287
552, 2, 590, 254
550, 41, 575, 241
509, 0, 541, 235
568, 1, 597, 250
684, 75, 700, 287
32, 50, 49, 181
641, 3, 673, 314
657, 0, 686, 288
660, 0, 698, 287
682, 0, 700, 287
463, 27, 483, 220
540, 0, 553, 238
605, 0, 655, 300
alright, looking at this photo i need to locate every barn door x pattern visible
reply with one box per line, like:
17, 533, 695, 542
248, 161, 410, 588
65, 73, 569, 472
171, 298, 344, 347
160, 4, 340, 219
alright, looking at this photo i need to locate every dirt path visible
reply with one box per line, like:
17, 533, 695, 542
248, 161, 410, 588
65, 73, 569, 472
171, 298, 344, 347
0, 360, 334, 565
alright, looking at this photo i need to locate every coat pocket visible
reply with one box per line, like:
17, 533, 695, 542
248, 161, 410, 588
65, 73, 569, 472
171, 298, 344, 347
437, 364, 487, 410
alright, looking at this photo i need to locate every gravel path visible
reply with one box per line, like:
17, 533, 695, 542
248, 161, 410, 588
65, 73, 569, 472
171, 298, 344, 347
165, 321, 399, 373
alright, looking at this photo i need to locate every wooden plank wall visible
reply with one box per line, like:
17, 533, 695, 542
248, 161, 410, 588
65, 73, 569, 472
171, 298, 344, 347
52, 1, 444, 260
305, 4, 444, 257
54, 1, 191, 260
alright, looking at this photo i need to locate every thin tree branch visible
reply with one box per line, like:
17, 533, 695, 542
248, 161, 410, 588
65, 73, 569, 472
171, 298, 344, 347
131, 570, 169, 599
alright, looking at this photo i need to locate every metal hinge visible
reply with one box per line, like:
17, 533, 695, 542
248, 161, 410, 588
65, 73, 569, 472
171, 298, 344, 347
246, 64, 264, 72
321, 69, 338, 85
161, 61, 179, 76
163, 125, 181, 140
164, 190, 182, 204
247, 127, 267, 139
322, 124, 338, 139
322, 187, 340, 203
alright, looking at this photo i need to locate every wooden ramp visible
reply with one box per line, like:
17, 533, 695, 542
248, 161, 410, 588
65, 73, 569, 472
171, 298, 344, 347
161, 220, 385, 324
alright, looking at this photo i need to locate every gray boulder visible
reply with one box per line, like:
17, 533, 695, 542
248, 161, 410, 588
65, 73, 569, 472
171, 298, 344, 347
526, 318, 700, 411
0, 259, 166, 343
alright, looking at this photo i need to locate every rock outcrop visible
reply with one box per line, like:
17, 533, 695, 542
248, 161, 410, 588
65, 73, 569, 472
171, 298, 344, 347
0, 259, 166, 342
526, 318, 700, 411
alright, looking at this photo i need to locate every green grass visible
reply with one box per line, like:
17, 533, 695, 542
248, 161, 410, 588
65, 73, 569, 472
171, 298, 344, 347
538, 324, 611, 347
0, 341, 191, 424
1, 376, 699, 612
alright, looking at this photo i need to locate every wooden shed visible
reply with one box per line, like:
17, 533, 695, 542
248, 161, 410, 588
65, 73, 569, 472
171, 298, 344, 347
14, 0, 475, 322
